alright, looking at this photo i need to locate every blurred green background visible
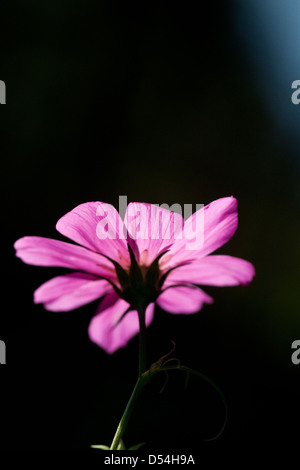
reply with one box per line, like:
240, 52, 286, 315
1, 0, 299, 452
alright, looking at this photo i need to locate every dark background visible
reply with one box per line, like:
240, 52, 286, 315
1, 0, 300, 455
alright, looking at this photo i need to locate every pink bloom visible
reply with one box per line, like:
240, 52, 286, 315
14, 197, 255, 354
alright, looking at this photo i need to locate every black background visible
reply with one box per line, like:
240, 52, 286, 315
1, 0, 300, 457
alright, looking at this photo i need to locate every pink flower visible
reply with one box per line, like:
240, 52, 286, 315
14, 197, 255, 354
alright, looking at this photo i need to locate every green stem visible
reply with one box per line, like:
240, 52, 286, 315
109, 304, 148, 450
110, 376, 145, 450
138, 305, 147, 377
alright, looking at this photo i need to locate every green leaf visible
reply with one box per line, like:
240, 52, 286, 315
117, 439, 126, 450
91, 444, 111, 450
128, 442, 146, 450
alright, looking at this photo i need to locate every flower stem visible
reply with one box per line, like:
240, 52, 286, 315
109, 305, 148, 450
110, 376, 145, 450
138, 305, 147, 377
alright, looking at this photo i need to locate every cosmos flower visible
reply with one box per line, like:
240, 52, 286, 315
14, 197, 255, 354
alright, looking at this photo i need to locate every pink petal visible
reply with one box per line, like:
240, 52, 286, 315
56, 202, 130, 267
170, 197, 238, 264
34, 272, 112, 312
88, 293, 155, 354
157, 285, 213, 314
124, 202, 184, 265
14, 236, 115, 279
166, 255, 255, 287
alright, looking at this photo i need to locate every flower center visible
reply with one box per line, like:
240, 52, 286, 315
112, 245, 168, 310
